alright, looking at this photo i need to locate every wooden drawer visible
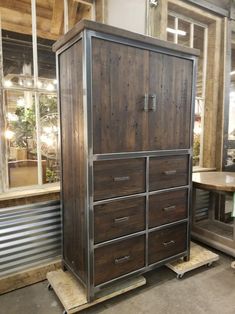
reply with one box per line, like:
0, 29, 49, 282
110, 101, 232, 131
94, 158, 145, 201
149, 189, 188, 228
94, 236, 145, 285
94, 197, 145, 244
149, 155, 188, 191
148, 223, 187, 265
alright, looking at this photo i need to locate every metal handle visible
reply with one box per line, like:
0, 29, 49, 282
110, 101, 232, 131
144, 93, 149, 112
163, 240, 175, 247
114, 255, 130, 264
150, 94, 157, 111
113, 176, 130, 182
163, 205, 176, 211
163, 170, 177, 175
114, 216, 129, 223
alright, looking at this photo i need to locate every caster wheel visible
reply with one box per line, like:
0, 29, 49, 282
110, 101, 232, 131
177, 273, 184, 279
47, 283, 53, 291
62, 264, 67, 272
231, 261, 235, 269
207, 262, 213, 267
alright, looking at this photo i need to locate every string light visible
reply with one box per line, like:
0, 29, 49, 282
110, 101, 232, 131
5, 130, 15, 139
4, 80, 13, 88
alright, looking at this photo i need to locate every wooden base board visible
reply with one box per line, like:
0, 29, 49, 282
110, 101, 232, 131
166, 242, 219, 278
47, 270, 146, 314
0, 259, 61, 295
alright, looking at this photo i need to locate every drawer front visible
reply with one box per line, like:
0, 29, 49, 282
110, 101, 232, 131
149, 155, 188, 191
94, 236, 145, 285
94, 197, 145, 244
148, 223, 187, 265
94, 158, 145, 201
149, 189, 188, 228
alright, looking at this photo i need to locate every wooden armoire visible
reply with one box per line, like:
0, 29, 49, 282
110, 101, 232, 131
54, 20, 198, 301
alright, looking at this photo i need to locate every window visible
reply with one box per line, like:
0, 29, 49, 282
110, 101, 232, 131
167, 12, 208, 167
0, 0, 94, 192
224, 20, 235, 170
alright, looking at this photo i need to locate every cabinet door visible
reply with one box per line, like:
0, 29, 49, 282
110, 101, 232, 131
148, 52, 193, 150
92, 38, 149, 154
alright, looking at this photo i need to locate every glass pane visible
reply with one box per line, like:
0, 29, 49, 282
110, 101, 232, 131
178, 19, 190, 47
167, 15, 175, 43
193, 25, 206, 167
229, 28, 235, 141
226, 149, 235, 167
36, 1, 57, 84
39, 94, 60, 184
2, 0, 33, 89
2, 30, 34, 89
5, 90, 38, 188
37, 37, 56, 81
194, 25, 205, 99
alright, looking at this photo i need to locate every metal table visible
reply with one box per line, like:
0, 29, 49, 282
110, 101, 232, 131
192, 172, 235, 257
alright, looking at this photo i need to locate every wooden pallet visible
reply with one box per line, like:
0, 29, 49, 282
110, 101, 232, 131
166, 242, 219, 278
47, 270, 146, 314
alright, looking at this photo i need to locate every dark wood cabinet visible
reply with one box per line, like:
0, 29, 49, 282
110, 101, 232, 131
54, 20, 198, 301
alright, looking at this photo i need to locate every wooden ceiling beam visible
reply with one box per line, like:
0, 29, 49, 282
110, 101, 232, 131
50, 0, 64, 35
0, 0, 52, 19
1, 21, 58, 40
74, 0, 93, 6
68, 0, 79, 29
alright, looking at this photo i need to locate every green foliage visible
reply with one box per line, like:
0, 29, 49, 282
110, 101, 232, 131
9, 94, 57, 149
193, 133, 200, 166
46, 167, 56, 183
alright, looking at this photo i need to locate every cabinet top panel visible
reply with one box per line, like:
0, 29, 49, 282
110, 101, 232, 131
53, 19, 199, 57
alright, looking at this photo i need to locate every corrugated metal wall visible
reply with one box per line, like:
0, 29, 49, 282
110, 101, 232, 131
194, 188, 210, 222
0, 200, 62, 277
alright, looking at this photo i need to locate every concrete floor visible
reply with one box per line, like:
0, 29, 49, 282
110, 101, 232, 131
1, 248, 235, 314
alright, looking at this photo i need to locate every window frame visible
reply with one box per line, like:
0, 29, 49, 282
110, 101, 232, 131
167, 10, 208, 167
0, 0, 59, 193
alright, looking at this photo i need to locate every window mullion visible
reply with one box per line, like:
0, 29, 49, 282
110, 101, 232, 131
31, 0, 43, 186
174, 17, 178, 44
190, 23, 194, 48
0, 17, 8, 193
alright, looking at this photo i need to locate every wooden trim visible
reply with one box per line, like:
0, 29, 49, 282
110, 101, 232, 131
0, 259, 62, 295
95, 0, 107, 23
148, 0, 168, 40
53, 19, 199, 56
202, 19, 222, 168
0, 184, 60, 202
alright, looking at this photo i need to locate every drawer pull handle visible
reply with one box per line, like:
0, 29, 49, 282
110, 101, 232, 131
163, 170, 177, 175
163, 240, 175, 247
163, 205, 176, 211
114, 216, 129, 223
150, 94, 157, 112
114, 255, 130, 264
113, 176, 130, 182
143, 93, 149, 112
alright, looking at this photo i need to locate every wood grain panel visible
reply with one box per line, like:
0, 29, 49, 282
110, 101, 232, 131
94, 236, 145, 285
94, 197, 145, 243
59, 40, 86, 283
92, 38, 149, 154
148, 52, 193, 150
148, 223, 187, 265
149, 155, 189, 191
149, 189, 188, 228
94, 158, 146, 201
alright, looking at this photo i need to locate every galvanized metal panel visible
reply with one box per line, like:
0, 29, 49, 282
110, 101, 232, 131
194, 188, 210, 221
0, 200, 62, 276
